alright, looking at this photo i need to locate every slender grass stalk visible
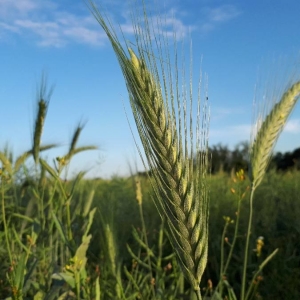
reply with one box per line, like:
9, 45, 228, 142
245, 248, 279, 300
1, 180, 13, 266
219, 218, 231, 291
222, 198, 242, 275
87, 2, 210, 299
241, 185, 255, 300
135, 177, 156, 298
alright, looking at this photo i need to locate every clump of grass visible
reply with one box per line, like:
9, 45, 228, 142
87, 1, 210, 299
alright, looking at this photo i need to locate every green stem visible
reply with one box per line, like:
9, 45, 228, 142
195, 288, 202, 300
215, 194, 243, 295
66, 200, 73, 241
138, 201, 156, 298
223, 196, 242, 274
245, 248, 278, 300
75, 271, 81, 299
219, 221, 229, 293
241, 184, 256, 300
156, 219, 164, 269
1, 182, 13, 265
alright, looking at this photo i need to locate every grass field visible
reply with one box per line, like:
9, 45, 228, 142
1, 148, 300, 299
1, 2, 300, 298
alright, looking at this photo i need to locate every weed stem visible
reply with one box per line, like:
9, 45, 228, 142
241, 184, 256, 300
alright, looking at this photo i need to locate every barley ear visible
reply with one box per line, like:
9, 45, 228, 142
87, 2, 210, 297
32, 75, 54, 165
128, 48, 209, 296
250, 81, 300, 188
0, 152, 13, 175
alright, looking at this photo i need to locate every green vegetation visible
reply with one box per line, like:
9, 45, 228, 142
85, 1, 300, 299
1, 1, 300, 299
1, 127, 300, 299
0, 79, 299, 299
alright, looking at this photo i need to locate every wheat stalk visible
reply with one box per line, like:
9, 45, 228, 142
250, 81, 300, 189
87, 1, 210, 298
32, 75, 54, 165
241, 81, 300, 300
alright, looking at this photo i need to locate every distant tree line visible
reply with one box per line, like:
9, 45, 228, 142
137, 141, 300, 177
206, 141, 300, 174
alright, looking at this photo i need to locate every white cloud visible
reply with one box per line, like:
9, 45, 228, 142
15, 19, 64, 47
63, 26, 106, 46
0, 0, 38, 16
0, 21, 19, 33
0, 1, 107, 47
120, 12, 195, 39
211, 107, 246, 121
0, 1, 241, 47
284, 119, 300, 133
208, 5, 240, 23
0, 0, 200, 47
210, 124, 251, 139
200, 5, 241, 34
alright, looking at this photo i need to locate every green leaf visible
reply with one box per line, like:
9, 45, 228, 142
52, 212, 73, 252
40, 158, 69, 200
14, 252, 27, 291
11, 213, 34, 223
83, 189, 95, 218
83, 207, 96, 239
14, 151, 31, 172
132, 227, 154, 257
39, 158, 59, 180
33, 291, 45, 300
68, 171, 85, 200
57, 291, 72, 300
223, 280, 237, 300
74, 234, 92, 272
211, 291, 223, 300
71, 145, 98, 156
95, 276, 101, 300
52, 272, 75, 289
12, 226, 32, 255
44, 284, 63, 300
23, 259, 38, 292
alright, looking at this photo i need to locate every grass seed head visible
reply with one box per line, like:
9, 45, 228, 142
250, 81, 300, 188
87, 1, 210, 294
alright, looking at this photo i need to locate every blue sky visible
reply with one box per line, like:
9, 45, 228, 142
1, 0, 300, 178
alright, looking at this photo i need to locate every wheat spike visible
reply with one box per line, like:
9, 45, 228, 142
128, 50, 209, 291
32, 74, 53, 165
250, 81, 300, 188
87, 1, 210, 297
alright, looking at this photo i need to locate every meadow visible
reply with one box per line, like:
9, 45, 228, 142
0, 124, 300, 299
